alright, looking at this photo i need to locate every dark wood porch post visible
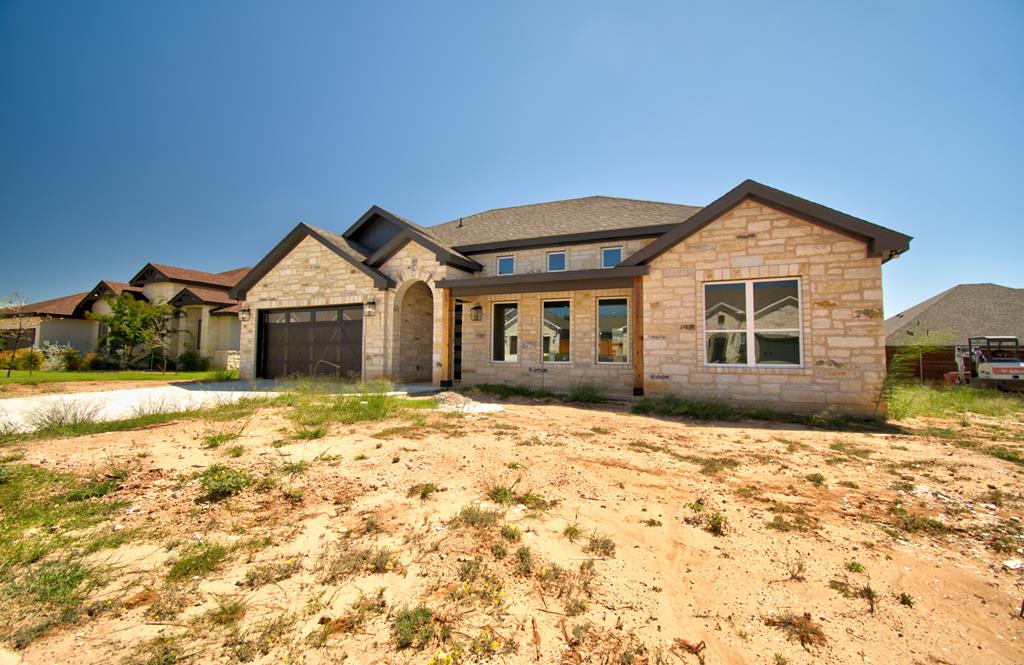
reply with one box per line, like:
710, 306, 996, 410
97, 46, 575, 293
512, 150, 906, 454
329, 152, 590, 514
632, 276, 644, 396
440, 287, 454, 388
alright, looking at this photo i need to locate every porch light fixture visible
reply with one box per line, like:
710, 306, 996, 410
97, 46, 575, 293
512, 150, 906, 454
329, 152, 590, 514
365, 297, 377, 317
470, 304, 483, 321
239, 307, 251, 323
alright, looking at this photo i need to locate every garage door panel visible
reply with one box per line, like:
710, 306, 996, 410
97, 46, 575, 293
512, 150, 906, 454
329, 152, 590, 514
259, 305, 362, 380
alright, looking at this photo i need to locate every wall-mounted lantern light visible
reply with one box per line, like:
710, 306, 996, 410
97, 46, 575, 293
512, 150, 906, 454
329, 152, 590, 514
470, 304, 483, 321
365, 297, 377, 317
239, 307, 251, 323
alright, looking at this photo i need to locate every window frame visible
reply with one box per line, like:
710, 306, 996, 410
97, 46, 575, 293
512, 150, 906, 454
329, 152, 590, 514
546, 250, 567, 272
496, 255, 515, 275
595, 296, 630, 365
540, 298, 572, 364
601, 246, 622, 269
701, 277, 803, 368
490, 300, 520, 363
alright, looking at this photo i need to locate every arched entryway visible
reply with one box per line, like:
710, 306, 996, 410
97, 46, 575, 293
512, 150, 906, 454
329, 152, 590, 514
397, 281, 434, 383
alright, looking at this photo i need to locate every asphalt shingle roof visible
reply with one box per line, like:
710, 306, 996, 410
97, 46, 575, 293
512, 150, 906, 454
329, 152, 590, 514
885, 283, 1024, 346
148, 263, 252, 289
428, 195, 702, 248
2, 292, 89, 318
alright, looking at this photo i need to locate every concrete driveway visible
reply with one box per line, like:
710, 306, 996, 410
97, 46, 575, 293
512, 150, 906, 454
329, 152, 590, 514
0, 380, 441, 434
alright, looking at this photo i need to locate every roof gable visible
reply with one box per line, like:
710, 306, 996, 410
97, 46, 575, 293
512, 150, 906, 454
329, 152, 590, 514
622, 180, 912, 266
230, 223, 394, 299
129, 263, 251, 289
344, 206, 480, 270
73, 280, 147, 316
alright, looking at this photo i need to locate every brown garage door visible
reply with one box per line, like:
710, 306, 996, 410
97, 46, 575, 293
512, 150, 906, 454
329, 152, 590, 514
259, 306, 363, 380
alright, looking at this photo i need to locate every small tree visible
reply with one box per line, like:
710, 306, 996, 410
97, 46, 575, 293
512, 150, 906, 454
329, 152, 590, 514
88, 293, 173, 370
1, 292, 37, 378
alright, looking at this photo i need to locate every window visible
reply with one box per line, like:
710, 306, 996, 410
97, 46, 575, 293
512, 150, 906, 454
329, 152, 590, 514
497, 256, 515, 275
597, 298, 628, 363
601, 247, 622, 268
547, 251, 566, 272
315, 309, 338, 322
542, 300, 571, 362
290, 311, 311, 323
704, 279, 801, 366
492, 302, 519, 362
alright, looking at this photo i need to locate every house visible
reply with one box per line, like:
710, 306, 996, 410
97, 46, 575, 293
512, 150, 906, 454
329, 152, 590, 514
1, 263, 250, 369
0, 291, 93, 351
231, 180, 912, 416
885, 283, 1024, 381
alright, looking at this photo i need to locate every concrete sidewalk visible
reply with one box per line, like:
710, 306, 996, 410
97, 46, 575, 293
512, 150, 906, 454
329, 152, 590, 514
0, 381, 440, 433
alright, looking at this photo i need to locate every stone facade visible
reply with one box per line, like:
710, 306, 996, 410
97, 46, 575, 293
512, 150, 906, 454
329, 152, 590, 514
237, 198, 892, 417
642, 199, 886, 416
458, 287, 635, 393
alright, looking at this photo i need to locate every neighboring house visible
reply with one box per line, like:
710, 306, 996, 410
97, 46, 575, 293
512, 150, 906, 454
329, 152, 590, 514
231, 180, 912, 416
0, 291, 93, 351
1, 263, 250, 369
885, 283, 1024, 381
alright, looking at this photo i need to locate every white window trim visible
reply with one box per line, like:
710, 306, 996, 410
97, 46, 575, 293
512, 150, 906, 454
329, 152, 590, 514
601, 246, 622, 269
546, 250, 567, 272
496, 255, 515, 275
490, 300, 520, 363
701, 277, 803, 368
596, 296, 630, 365
540, 298, 572, 364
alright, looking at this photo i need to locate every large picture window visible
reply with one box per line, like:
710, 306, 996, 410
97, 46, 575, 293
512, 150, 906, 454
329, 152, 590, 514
542, 300, 571, 362
704, 279, 801, 366
597, 298, 628, 363
492, 302, 519, 362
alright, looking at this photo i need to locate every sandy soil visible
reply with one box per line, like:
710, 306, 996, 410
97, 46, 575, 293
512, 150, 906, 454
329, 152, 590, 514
4, 393, 1024, 664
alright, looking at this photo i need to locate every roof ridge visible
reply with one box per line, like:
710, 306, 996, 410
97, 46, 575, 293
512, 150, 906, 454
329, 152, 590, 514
432, 194, 702, 230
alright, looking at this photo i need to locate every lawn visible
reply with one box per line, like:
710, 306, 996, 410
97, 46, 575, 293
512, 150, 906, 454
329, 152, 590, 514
0, 370, 231, 385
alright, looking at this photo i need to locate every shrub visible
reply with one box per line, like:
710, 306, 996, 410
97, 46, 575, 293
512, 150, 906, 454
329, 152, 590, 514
391, 604, 434, 649
197, 465, 253, 501
81, 352, 119, 371
568, 383, 608, 403
0, 348, 44, 371
61, 346, 83, 371
177, 349, 211, 372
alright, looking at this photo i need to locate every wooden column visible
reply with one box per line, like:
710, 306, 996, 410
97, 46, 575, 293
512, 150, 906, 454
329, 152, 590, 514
632, 276, 644, 396
439, 287, 455, 388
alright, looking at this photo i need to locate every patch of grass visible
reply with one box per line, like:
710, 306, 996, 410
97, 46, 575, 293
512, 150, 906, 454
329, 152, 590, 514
641, 518, 662, 527
472, 383, 559, 399
805, 473, 826, 488
197, 465, 253, 502
888, 501, 949, 535
282, 460, 310, 474
225, 445, 245, 458
633, 395, 890, 431
764, 612, 827, 651
898, 592, 914, 607
407, 482, 439, 500
515, 546, 534, 575
500, 524, 522, 542
486, 480, 555, 510
765, 502, 819, 533
166, 541, 230, 581
16, 559, 96, 610
243, 559, 302, 588
203, 432, 238, 448
829, 441, 872, 459
568, 383, 608, 403
584, 533, 616, 558
837, 480, 860, 489
0, 370, 224, 386
122, 635, 188, 665
392, 604, 435, 650
563, 522, 582, 542
890, 383, 1024, 419
845, 559, 865, 574
208, 595, 247, 625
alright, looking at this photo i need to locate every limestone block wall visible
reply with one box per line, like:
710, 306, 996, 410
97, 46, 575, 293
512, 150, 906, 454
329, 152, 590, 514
378, 241, 470, 385
238, 236, 385, 380
397, 282, 433, 382
471, 237, 654, 275
459, 287, 635, 393
643, 199, 886, 416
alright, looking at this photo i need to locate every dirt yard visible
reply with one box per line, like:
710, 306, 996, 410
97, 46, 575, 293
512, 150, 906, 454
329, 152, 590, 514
1, 390, 1022, 664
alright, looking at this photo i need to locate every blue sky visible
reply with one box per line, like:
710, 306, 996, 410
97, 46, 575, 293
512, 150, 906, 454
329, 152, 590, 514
1, 1, 1021, 316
